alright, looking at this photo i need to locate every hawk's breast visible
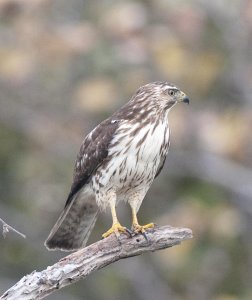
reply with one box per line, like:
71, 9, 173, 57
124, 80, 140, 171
93, 119, 170, 201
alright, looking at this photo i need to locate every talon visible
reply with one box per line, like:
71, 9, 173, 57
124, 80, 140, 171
125, 227, 134, 237
141, 231, 149, 241
102, 222, 127, 239
132, 222, 155, 234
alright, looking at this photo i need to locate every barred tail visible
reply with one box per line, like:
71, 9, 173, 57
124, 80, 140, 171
45, 188, 98, 251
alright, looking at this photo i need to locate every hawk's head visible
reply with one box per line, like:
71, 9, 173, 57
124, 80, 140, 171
135, 81, 189, 111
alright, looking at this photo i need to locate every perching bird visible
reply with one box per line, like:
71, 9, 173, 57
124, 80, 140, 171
45, 81, 189, 251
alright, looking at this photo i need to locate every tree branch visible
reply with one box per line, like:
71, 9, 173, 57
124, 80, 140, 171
0, 217, 26, 239
0, 225, 192, 300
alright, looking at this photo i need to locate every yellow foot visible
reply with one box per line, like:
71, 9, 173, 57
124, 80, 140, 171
102, 222, 127, 239
132, 222, 155, 234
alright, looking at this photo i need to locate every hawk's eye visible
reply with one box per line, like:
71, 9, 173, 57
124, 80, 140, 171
168, 89, 175, 96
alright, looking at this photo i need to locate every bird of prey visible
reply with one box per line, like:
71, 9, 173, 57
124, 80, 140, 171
45, 81, 189, 251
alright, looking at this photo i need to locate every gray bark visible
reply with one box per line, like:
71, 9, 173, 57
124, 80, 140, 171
0, 217, 26, 239
0, 225, 192, 300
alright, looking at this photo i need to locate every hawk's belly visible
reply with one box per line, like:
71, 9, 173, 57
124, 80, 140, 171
92, 121, 169, 207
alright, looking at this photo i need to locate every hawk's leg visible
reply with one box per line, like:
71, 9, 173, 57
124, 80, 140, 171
102, 202, 127, 238
130, 206, 155, 235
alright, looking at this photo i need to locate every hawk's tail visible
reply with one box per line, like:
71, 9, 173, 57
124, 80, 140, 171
45, 190, 98, 251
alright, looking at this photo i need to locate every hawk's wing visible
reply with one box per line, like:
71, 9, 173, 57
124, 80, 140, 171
45, 118, 119, 251
65, 118, 119, 207
154, 137, 170, 178
155, 156, 167, 178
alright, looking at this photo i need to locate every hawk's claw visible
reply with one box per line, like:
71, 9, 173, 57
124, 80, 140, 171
102, 222, 128, 239
125, 227, 134, 237
132, 222, 155, 239
141, 231, 149, 242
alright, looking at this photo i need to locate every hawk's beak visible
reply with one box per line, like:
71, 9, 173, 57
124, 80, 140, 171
182, 96, 190, 104
179, 92, 190, 104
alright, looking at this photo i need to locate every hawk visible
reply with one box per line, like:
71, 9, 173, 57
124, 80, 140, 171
45, 81, 189, 251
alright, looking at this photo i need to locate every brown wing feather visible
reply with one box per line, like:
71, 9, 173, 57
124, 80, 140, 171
65, 118, 119, 207
155, 137, 170, 178
155, 156, 167, 178
45, 118, 119, 251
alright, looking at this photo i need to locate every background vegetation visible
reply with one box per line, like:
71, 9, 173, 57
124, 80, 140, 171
0, 0, 251, 299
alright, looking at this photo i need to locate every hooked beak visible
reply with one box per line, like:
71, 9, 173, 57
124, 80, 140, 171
178, 92, 190, 104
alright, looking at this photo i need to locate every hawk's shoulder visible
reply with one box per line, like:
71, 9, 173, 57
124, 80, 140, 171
65, 118, 120, 207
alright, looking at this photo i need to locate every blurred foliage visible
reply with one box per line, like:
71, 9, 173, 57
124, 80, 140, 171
0, 0, 252, 299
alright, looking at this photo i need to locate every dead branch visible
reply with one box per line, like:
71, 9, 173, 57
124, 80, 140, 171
0, 225, 192, 300
0, 217, 26, 239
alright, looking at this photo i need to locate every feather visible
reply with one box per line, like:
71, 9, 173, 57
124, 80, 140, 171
45, 81, 188, 251
45, 186, 98, 251
65, 118, 119, 207
45, 119, 119, 250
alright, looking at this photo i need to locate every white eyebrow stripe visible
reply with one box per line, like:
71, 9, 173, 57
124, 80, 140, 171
165, 87, 179, 92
